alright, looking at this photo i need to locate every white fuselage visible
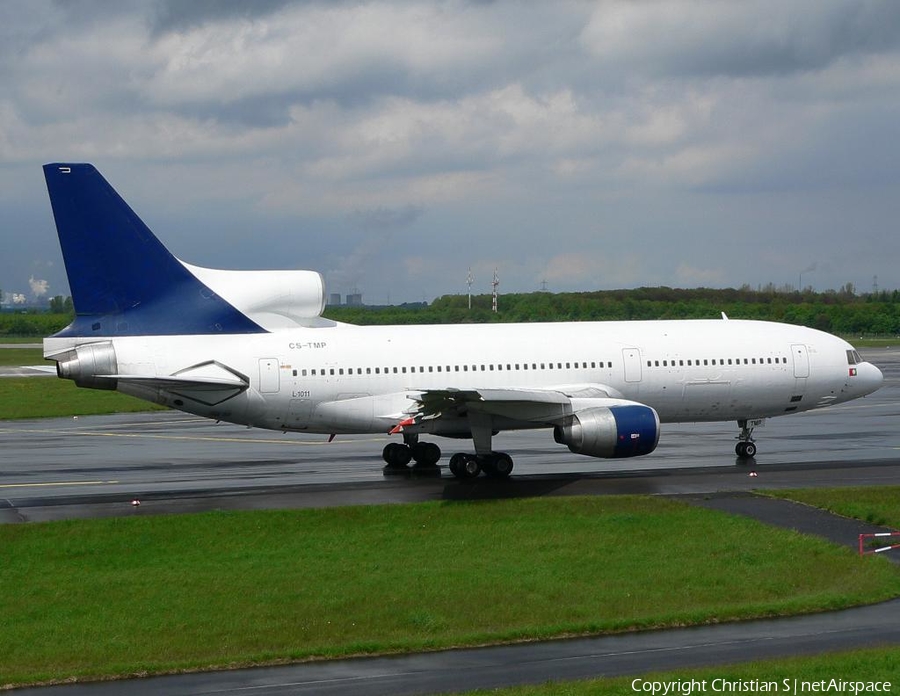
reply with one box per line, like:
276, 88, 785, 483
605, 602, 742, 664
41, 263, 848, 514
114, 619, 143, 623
45, 318, 882, 437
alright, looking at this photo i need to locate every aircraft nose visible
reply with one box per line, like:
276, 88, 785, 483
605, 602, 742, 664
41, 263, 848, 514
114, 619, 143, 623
857, 361, 884, 395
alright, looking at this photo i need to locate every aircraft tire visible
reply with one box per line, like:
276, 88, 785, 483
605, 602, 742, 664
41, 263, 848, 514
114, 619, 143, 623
411, 441, 442, 467
460, 454, 481, 479
735, 442, 757, 459
450, 453, 480, 479
383, 442, 412, 468
488, 452, 514, 478
448, 452, 466, 477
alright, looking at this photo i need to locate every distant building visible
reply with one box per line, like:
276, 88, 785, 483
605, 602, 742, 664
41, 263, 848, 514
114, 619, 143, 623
328, 293, 342, 306
346, 293, 363, 306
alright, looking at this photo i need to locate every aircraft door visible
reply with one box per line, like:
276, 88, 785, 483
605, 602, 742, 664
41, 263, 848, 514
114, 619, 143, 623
622, 348, 642, 383
258, 358, 280, 393
791, 344, 810, 379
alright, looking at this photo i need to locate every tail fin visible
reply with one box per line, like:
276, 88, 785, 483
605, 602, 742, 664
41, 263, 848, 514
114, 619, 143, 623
43, 163, 264, 337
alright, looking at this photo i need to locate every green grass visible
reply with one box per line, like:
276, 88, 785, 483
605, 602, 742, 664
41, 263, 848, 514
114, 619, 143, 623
0, 377, 167, 419
2, 496, 899, 686
766, 487, 900, 529
0, 347, 43, 366
848, 336, 899, 348
0, 337, 43, 345
463, 647, 900, 695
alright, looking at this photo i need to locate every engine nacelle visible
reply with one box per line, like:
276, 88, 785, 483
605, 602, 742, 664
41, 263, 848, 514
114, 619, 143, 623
54, 341, 118, 390
182, 262, 326, 329
553, 404, 659, 458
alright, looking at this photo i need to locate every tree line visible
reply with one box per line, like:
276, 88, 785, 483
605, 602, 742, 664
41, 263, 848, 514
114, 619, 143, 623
326, 286, 900, 336
2, 287, 898, 337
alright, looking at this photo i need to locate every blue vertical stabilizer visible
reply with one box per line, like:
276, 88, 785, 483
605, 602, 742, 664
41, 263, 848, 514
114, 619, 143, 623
43, 163, 265, 337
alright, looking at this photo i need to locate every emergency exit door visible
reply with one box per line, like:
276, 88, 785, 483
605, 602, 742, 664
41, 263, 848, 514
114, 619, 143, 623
258, 358, 280, 393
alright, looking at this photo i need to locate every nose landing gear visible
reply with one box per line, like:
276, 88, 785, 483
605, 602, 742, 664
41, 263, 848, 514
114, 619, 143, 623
735, 419, 762, 459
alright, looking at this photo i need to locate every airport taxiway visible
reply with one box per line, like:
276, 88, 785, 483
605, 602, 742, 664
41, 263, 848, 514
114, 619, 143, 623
1, 347, 898, 522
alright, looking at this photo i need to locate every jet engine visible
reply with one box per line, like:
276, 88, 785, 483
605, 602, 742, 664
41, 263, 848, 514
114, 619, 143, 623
553, 404, 660, 458
54, 341, 118, 390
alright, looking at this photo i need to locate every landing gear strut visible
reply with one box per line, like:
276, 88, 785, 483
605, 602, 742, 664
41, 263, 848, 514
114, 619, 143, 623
735, 419, 759, 459
446, 411, 515, 480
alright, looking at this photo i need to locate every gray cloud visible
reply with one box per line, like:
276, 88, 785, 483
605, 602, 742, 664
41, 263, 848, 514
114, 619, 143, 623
1, 0, 899, 303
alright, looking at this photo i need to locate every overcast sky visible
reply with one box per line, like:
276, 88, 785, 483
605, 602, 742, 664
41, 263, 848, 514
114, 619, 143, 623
2, 0, 900, 305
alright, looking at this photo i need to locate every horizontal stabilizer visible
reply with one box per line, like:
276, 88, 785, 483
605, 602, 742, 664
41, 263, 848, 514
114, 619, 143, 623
113, 373, 248, 391
20, 365, 58, 374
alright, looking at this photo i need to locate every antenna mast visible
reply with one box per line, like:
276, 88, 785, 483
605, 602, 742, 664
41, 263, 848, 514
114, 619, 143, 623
491, 268, 499, 313
466, 267, 474, 310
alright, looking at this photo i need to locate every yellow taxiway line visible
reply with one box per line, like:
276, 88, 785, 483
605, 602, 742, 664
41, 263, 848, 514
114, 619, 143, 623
0, 480, 119, 489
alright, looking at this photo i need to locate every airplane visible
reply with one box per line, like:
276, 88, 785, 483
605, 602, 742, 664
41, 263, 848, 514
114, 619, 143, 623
41, 163, 884, 479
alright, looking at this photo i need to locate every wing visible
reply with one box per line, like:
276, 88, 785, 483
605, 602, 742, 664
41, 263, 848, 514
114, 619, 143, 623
393, 383, 627, 432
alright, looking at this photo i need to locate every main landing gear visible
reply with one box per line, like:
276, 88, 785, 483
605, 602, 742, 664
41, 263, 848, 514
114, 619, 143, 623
382, 434, 441, 475
382, 411, 516, 479
447, 452, 514, 479
735, 419, 759, 459
382, 441, 516, 479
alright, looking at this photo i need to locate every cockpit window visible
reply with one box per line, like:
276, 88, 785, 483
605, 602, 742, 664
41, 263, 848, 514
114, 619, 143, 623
846, 349, 862, 365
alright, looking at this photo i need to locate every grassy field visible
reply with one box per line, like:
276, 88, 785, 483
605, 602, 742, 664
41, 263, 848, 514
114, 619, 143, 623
0, 346, 42, 366
768, 487, 900, 529
2, 496, 899, 687
0, 377, 167, 419
463, 647, 900, 695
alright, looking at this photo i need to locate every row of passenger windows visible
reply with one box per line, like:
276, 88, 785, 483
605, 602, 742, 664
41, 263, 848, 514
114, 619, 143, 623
292, 360, 615, 378
647, 357, 788, 368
